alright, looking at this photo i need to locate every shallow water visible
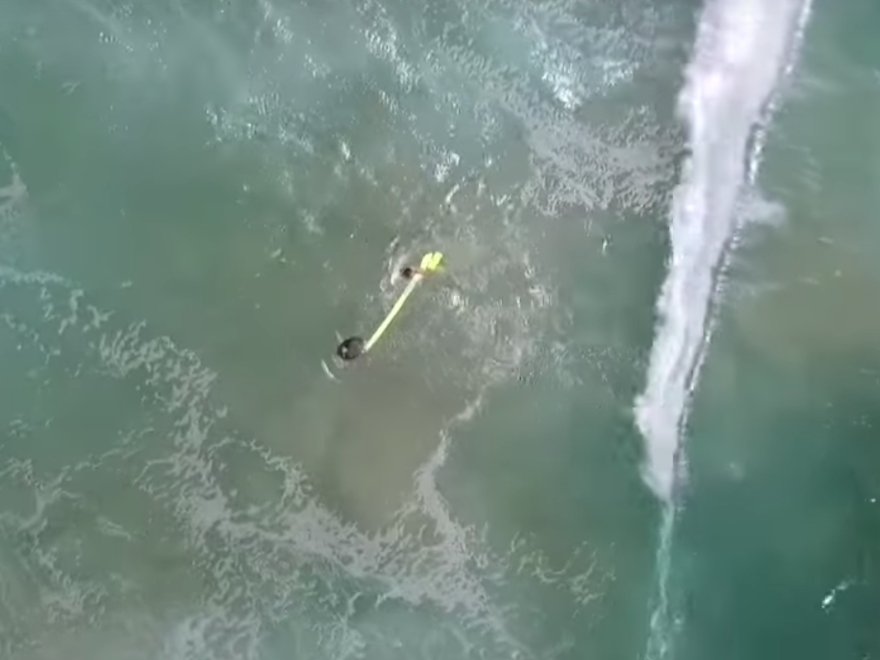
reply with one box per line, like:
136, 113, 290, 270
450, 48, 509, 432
2, 0, 878, 659
0, 0, 689, 658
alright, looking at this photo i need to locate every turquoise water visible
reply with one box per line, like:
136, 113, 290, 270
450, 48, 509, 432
1, 0, 877, 659
664, 1, 880, 658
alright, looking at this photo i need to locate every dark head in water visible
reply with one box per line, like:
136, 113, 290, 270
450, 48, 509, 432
336, 336, 365, 361
400, 266, 427, 280
335, 252, 443, 364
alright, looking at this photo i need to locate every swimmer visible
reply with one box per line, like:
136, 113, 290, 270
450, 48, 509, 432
400, 265, 427, 280
336, 251, 444, 362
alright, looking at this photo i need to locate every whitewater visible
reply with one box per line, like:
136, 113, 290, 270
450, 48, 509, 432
3, 0, 845, 656
637, 0, 814, 656
636, 0, 814, 501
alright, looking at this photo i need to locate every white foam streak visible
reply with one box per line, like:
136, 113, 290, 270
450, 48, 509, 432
635, 0, 811, 501
640, 1, 813, 657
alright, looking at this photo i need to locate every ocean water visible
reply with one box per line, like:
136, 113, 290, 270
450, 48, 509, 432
0, 0, 877, 659
656, 1, 880, 658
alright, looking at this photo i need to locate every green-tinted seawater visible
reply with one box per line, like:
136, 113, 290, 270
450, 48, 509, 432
0, 1, 690, 658
3, 0, 878, 659
670, 1, 880, 658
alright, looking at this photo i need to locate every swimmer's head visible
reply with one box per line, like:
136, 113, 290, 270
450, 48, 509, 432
336, 336, 365, 361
